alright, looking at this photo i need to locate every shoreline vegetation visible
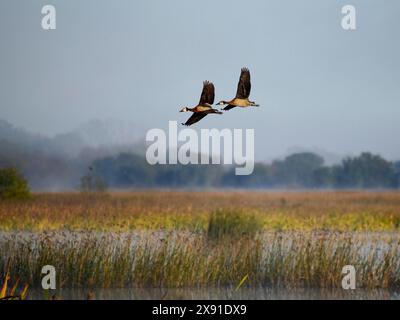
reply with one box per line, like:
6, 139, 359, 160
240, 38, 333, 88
1, 230, 400, 289
1, 191, 400, 293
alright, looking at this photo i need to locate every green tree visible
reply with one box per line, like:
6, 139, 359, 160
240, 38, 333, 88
312, 166, 334, 187
274, 152, 324, 187
335, 153, 396, 188
0, 167, 31, 200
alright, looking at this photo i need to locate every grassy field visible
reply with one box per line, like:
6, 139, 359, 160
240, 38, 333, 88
1, 191, 400, 294
0, 191, 400, 232
0, 191, 400, 231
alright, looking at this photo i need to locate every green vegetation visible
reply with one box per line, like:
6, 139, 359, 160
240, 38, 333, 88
90, 152, 399, 189
1, 191, 400, 293
207, 209, 262, 240
1, 231, 400, 289
0, 167, 31, 200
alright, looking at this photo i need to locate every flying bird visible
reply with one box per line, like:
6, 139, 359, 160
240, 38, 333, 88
216, 68, 259, 111
179, 81, 222, 126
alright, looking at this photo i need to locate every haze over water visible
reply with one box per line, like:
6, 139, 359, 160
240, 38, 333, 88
1, 0, 399, 162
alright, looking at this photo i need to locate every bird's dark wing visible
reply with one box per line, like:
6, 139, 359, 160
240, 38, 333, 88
235, 68, 251, 99
182, 112, 208, 126
222, 105, 236, 111
199, 81, 215, 105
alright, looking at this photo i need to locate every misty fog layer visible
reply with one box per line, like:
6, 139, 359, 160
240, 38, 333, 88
1, 119, 399, 191
0, 1, 400, 162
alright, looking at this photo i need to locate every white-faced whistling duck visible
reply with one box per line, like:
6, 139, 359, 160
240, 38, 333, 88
179, 81, 222, 126
216, 68, 259, 111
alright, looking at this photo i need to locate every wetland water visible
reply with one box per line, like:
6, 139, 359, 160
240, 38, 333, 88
2, 231, 400, 300
28, 287, 400, 300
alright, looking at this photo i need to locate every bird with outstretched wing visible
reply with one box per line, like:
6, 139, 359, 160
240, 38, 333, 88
216, 68, 259, 111
179, 81, 222, 126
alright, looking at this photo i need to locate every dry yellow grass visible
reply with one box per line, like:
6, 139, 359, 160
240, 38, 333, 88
0, 260, 28, 300
0, 191, 399, 231
2, 191, 400, 291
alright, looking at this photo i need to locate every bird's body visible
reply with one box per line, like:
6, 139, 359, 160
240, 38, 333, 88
180, 81, 222, 126
192, 104, 213, 112
216, 68, 259, 111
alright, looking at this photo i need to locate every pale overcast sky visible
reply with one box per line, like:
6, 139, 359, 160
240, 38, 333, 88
0, 0, 399, 161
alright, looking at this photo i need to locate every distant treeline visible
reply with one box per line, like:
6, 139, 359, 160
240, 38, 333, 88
2, 118, 399, 190
89, 152, 400, 189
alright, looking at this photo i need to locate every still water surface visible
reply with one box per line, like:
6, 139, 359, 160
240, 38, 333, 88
28, 287, 400, 300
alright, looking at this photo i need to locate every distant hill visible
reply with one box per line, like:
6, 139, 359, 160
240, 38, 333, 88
0, 119, 84, 157
0, 118, 143, 190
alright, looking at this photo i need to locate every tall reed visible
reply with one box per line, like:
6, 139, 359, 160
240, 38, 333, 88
1, 231, 399, 289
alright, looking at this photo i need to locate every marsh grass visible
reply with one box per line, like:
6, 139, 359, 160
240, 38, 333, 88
1, 231, 400, 290
1, 191, 400, 232
207, 209, 263, 240
2, 191, 400, 293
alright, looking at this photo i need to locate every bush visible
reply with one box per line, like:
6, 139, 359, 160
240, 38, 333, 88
0, 167, 31, 200
207, 209, 263, 240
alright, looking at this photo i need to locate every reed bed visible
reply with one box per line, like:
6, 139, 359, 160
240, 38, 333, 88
2, 191, 400, 294
1, 230, 400, 289
0, 191, 400, 232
